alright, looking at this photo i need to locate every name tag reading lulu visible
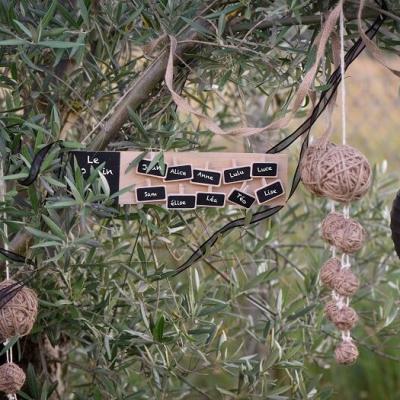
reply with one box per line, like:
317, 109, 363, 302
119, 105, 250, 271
227, 189, 256, 209
196, 192, 225, 208
137, 159, 167, 178
136, 186, 166, 202
164, 164, 193, 182
191, 169, 221, 186
167, 194, 196, 210
223, 166, 252, 184
252, 162, 278, 178
255, 180, 285, 204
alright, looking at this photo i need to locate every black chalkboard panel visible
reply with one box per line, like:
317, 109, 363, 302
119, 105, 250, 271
223, 166, 252, 184
137, 159, 167, 178
165, 164, 193, 182
136, 186, 166, 202
252, 162, 278, 177
196, 192, 225, 208
167, 194, 196, 210
70, 151, 121, 195
191, 169, 221, 186
227, 189, 256, 208
255, 180, 284, 204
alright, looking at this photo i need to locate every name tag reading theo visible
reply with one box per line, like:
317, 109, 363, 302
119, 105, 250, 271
227, 189, 256, 209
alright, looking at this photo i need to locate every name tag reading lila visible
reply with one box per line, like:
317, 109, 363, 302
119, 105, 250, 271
255, 180, 285, 204
223, 166, 252, 184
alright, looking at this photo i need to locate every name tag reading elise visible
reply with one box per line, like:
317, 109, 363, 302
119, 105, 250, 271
227, 189, 256, 209
223, 166, 252, 184
137, 159, 167, 178
255, 180, 284, 204
196, 192, 225, 208
167, 194, 196, 210
191, 169, 221, 186
164, 164, 193, 182
252, 162, 278, 178
136, 186, 166, 202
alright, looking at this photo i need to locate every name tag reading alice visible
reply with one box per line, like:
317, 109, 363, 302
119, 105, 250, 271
137, 159, 167, 178
223, 166, 252, 184
167, 194, 196, 210
191, 169, 221, 186
227, 189, 256, 209
164, 164, 193, 182
255, 180, 285, 204
251, 162, 278, 178
136, 186, 166, 202
196, 192, 225, 208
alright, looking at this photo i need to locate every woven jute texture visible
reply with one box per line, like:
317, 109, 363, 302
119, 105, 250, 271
335, 340, 359, 365
0, 362, 25, 394
320, 258, 341, 288
332, 269, 360, 297
331, 305, 359, 331
0, 280, 38, 341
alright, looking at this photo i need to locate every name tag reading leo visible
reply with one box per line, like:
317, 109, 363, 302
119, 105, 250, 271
167, 194, 196, 210
223, 166, 252, 184
137, 159, 167, 178
255, 180, 285, 204
196, 192, 225, 208
136, 186, 166, 202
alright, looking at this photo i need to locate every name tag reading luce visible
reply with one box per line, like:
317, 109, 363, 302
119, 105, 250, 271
167, 194, 196, 210
136, 186, 166, 202
164, 164, 193, 182
137, 159, 167, 178
255, 180, 285, 204
191, 169, 221, 186
227, 189, 256, 209
252, 162, 278, 178
196, 192, 225, 208
223, 166, 252, 184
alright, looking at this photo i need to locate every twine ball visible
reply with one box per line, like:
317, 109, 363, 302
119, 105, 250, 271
331, 219, 366, 254
335, 340, 359, 365
321, 212, 346, 245
320, 258, 341, 288
332, 269, 360, 297
0, 363, 26, 394
300, 142, 371, 203
331, 305, 359, 331
0, 280, 38, 341
324, 300, 339, 322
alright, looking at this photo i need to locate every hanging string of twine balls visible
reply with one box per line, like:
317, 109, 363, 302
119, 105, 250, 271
300, 141, 371, 202
335, 340, 359, 365
0, 363, 26, 394
330, 218, 366, 253
330, 305, 359, 331
332, 269, 360, 297
320, 258, 341, 288
324, 300, 339, 322
321, 212, 346, 245
0, 280, 38, 342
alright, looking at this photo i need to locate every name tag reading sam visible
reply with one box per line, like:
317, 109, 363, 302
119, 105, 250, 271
255, 180, 284, 204
137, 159, 167, 178
196, 192, 225, 208
223, 166, 252, 184
165, 164, 193, 182
252, 162, 278, 178
227, 189, 256, 209
136, 186, 166, 202
191, 169, 221, 186
167, 195, 196, 210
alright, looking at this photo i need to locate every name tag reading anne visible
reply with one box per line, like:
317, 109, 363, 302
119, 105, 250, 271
196, 192, 225, 208
255, 180, 285, 204
252, 162, 278, 178
137, 159, 167, 178
164, 164, 193, 182
136, 186, 166, 202
227, 189, 256, 209
223, 166, 252, 184
191, 169, 221, 187
167, 194, 196, 210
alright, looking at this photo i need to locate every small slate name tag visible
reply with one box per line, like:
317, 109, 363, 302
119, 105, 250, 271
196, 192, 225, 208
137, 159, 167, 178
223, 166, 252, 184
228, 189, 256, 209
165, 164, 193, 182
252, 162, 278, 178
191, 169, 221, 186
136, 186, 166, 202
255, 180, 285, 204
167, 194, 196, 210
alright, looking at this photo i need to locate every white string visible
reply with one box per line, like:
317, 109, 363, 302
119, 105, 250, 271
340, 8, 347, 146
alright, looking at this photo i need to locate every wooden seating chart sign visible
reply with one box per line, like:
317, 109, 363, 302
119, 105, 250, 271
71, 151, 288, 209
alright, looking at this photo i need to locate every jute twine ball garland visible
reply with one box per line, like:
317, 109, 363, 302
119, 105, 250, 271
301, 138, 371, 365
0, 363, 26, 394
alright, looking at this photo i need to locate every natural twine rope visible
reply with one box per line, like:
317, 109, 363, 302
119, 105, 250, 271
0, 280, 38, 342
0, 363, 25, 394
335, 340, 359, 365
332, 269, 360, 297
